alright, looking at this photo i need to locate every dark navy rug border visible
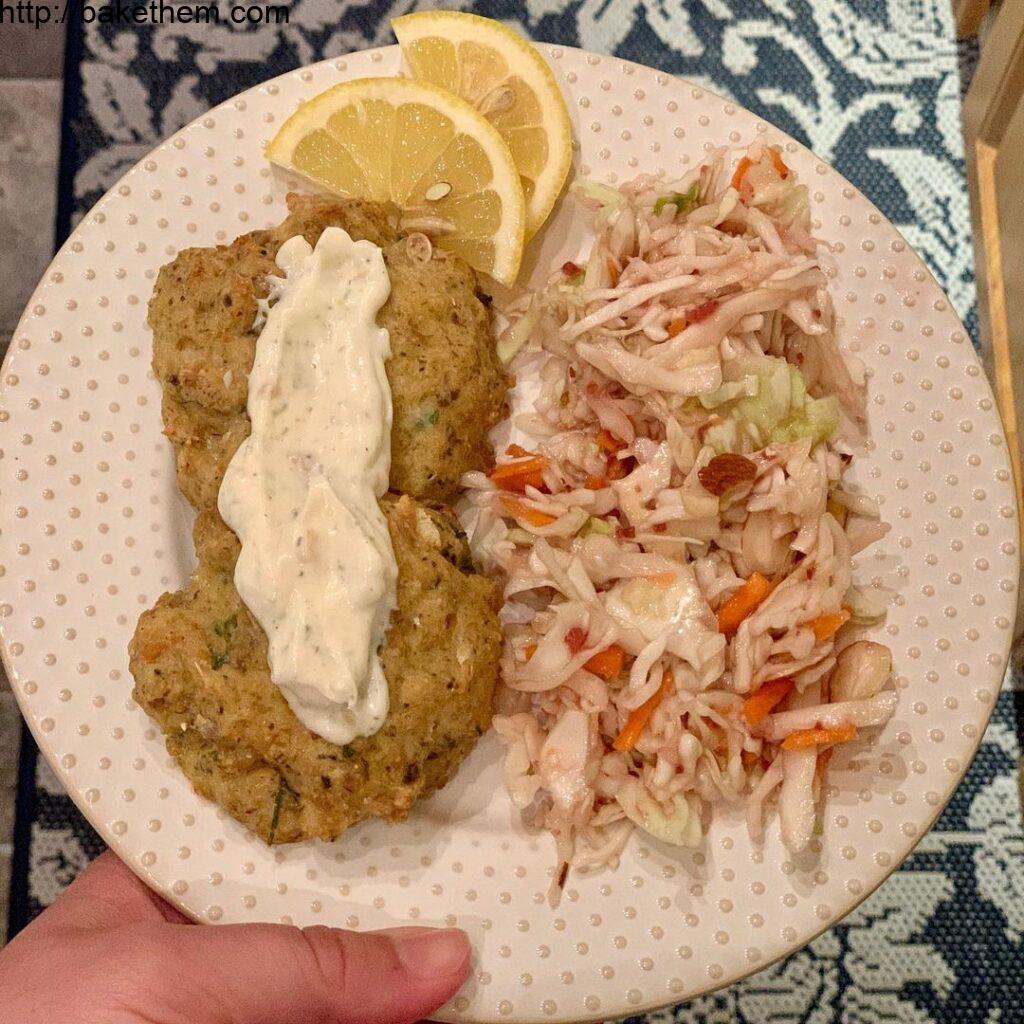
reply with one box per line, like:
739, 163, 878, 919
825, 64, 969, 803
6, 17, 90, 943
7, 726, 37, 940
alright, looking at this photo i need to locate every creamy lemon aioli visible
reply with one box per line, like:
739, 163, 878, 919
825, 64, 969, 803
218, 227, 396, 746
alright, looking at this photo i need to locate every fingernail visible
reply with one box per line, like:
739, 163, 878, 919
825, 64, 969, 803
393, 928, 470, 980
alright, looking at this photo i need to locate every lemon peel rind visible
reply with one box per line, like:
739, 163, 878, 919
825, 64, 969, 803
265, 75, 525, 284
392, 12, 572, 238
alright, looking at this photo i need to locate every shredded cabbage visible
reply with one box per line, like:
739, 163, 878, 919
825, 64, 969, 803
507, 527, 537, 546
470, 141, 892, 876
580, 516, 614, 537
844, 585, 887, 625
616, 779, 702, 847
770, 393, 838, 445
496, 300, 542, 365
653, 183, 700, 217
704, 357, 838, 452
696, 375, 759, 410
571, 179, 626, 211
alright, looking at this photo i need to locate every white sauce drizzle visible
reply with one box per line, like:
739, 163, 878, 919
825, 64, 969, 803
219, 227, 396, 746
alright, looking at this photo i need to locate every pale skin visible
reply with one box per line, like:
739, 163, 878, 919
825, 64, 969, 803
0, 851, 472, 1024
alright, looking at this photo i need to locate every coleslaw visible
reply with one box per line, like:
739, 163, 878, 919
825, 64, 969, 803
465, 141, 895, 898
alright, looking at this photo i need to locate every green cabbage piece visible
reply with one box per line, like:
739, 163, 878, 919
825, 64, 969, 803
704, 357, 838, 453
696, 376, 759, 409
579, 516, 614, 537
571, 179, 625, 210
844, 585, 887, 626
654, 183, 700, 217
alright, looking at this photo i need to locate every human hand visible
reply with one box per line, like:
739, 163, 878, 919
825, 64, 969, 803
0, 851, 471, 1024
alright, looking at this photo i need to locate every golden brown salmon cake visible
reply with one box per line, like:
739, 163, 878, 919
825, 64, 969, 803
149, 192, 507, 510
382, 243, 508, 501
150, 195, 398, 419
130, 497, 501, 844
134, 193, 506, 845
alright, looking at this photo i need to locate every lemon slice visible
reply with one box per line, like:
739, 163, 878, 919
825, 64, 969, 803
392, 11, 572, 238
266, 76, 525, 284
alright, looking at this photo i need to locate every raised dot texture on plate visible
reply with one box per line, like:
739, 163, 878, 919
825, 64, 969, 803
0, 43, 1017, 1024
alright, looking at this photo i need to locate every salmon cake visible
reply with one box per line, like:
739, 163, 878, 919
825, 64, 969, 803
150, 192, 508, 512
130, 499, 501, 844
132, 194, 507, 843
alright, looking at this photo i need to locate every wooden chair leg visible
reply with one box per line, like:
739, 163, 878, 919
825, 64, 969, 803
955, 0, 991, 38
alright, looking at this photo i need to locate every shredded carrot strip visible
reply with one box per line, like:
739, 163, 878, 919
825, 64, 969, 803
668, 317, 686, 337
584, 644, 624, 681
524, 643, 537, 661
741, 676, 795, 726
506, 443, 534, 458
496, 469, 546, 493
606, 256, 620, 286
613, 671, 674, 752
717, 572, 775, 636
646, 572, 678, 586
501, 497, 557, 527
606, 457, 629, 480
490, 455, 548, 493
781, 723, 857, 751
491, 456, 547, 480
809, 608, 851, 642
730, 156, 752, 191
769, 147, 789, 178
596, 429, 626, 454
584, 474, 608, 490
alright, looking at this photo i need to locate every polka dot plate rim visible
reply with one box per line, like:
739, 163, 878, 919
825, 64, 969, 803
0, 44, 1019, 1024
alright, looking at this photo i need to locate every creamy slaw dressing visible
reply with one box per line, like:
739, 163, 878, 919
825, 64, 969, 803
219, 227, 396, 746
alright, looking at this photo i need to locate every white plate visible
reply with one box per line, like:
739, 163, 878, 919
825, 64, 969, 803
0, 44, 1019, 1024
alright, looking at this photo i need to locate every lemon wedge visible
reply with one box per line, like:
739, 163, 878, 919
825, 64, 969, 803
392, 11, 572, 238
266, 76, 525, 284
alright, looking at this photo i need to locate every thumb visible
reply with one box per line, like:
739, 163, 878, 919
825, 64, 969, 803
159, 920, 471, 1024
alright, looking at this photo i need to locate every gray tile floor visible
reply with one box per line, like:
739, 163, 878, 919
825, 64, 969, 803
0, 30, 65, 940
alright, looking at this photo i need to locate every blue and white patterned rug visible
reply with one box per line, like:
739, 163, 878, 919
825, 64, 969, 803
10, 2, 1024, 1020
